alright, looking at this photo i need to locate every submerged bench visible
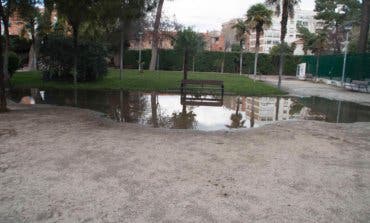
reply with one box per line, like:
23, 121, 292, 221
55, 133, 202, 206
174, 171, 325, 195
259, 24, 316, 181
345, 80, 369, 93
180, 79, 224, 96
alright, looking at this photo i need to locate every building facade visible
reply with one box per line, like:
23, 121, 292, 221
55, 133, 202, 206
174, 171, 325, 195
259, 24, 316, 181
246, 6, 322, 55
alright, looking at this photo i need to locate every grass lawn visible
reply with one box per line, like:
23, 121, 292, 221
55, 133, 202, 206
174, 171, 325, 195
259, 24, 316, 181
11, 69, 285, 96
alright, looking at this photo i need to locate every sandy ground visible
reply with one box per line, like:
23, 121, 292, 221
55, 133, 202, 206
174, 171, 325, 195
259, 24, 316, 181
255, 75, 370, 106
1, 104, 370, 223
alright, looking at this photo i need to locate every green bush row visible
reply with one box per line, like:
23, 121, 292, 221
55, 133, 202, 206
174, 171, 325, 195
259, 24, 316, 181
39, 34, 108, 82
123, 49, 302, 76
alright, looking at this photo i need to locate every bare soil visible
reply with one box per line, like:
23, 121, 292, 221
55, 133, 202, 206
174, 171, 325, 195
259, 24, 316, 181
1, 104, 369, 222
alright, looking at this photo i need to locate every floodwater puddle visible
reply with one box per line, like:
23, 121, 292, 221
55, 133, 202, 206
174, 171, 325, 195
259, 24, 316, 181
9, 88, 370, 131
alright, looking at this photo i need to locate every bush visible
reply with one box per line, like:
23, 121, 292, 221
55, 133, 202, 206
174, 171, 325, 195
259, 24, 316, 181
122, 49, 301, 75
9, 35, 32, 67
39, 34, 108, 82
8, 52, 20, 77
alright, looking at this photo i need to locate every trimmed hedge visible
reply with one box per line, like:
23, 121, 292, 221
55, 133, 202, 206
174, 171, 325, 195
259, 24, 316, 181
122, 49, 302, 76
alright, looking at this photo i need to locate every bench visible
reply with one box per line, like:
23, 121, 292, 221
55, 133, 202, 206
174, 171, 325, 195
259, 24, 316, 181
345, 80, 369, 92
180, 79, 224, 96
180, 79, 224, 107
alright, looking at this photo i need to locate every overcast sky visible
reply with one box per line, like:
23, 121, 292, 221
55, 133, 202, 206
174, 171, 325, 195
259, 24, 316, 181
163, 0, 316, 32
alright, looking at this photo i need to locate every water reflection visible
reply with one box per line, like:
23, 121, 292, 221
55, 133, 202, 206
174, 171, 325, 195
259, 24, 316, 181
9, 88, 370, 131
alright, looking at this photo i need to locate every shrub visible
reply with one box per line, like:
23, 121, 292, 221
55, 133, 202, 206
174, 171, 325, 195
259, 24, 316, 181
39, 34, 108, 82
8, 52, 20, 77
122, 49, 301, 75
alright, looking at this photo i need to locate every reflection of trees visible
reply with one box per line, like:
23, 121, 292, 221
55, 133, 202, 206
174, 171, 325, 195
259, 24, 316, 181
226, 97, 246, 129
250, 97, 255, 128
171, 104, 197, 129
110, 90, 147, 123
150, 92, 159, 128
146, 92, 172, 128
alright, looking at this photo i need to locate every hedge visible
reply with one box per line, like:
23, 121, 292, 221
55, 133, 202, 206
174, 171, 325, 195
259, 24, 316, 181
122, 49, 302, 76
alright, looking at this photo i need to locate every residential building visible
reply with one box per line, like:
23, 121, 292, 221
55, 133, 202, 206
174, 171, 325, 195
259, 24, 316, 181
247, 5, 322, 55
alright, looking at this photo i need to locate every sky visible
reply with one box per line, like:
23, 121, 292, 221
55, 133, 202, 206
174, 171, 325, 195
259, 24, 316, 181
163, 0, 316, 32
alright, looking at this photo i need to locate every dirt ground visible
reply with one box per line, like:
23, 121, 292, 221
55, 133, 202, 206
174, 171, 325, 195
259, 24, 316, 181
1, 104, 369, 222
257, 75, 370, 106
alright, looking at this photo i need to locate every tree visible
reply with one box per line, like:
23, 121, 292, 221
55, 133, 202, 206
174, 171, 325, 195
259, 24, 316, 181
358, 0, 369, 53
17, 0, 40, 70
54, 0, 96, 85
232, 19, 249, 75
311, 31, 327, 76
270, 42, 296, 55
149, 0, 164, 71
174, 27, 204, 80
0, 0, 16, 112
314, 0, 361, 53
297, 26, 315, 55
246, 3, 273, 78
266, 0, 300, 88
297, 26, 327, 76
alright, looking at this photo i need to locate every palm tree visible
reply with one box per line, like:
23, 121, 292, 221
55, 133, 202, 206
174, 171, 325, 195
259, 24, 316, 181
311, 31, 327, 77
266, 0, 300, 88
232, 19, 249, 75
246, 4, 273, 78
174, 27, 205, 80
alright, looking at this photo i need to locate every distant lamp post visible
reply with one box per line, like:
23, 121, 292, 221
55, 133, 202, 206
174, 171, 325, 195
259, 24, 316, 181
138, 32, 143, 72
336, 4, 352, 87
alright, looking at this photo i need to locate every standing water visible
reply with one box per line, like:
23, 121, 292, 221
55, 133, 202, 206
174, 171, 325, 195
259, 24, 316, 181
9, 88, 370, 131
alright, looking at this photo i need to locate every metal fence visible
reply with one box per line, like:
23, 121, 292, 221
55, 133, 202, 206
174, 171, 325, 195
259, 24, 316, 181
300, 53, 370, 81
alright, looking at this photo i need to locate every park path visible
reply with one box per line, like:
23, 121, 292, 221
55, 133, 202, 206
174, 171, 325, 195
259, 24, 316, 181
1, 104, 369, 222
256, 75, 370, 106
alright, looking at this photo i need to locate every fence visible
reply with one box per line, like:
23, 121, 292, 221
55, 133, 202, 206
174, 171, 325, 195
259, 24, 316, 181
300, 53, 370, 81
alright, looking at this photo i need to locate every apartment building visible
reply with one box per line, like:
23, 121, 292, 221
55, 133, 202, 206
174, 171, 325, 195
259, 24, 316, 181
247, 6, 322, 55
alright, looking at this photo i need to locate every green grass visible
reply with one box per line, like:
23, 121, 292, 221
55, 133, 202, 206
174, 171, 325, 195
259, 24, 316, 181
11, 69, 285, 96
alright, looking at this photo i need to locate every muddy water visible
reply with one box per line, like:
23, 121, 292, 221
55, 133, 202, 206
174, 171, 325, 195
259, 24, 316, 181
9, 88, 370, 131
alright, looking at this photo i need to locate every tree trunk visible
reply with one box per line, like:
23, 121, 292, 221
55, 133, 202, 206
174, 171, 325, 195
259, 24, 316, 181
250, 97, 255, 128
119, 28, 124, 80
254, 31, 260, 78
278, 0, 288, 89
221, 49, 226, 73
28, 27, 38, 70
239, 40, 243, 75
72, 25, 79, 85
315, 52, 320, 77
183, 49, 189, 80
0, 11, 6, 112
149, 0, 165, 71
151, 92, 158, 128
334, 24, 341, 54
358, 0, 369, 53
3, 17, 10, 80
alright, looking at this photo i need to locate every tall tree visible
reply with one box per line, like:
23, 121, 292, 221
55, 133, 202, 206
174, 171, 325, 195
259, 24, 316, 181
0, 1, 5, 112
54, 0, 96, 85
174, 27, 204, 80
358, 0, 370, 53
232, 19, 248, 75
18, 0, 40, 70
266, 0, 300, 88
311, 31, 327, 76
0, 0, 16, 112
246, 3, 273, 78
298, 26, 327, 76
149, 0, 164, 71
314, 0, 361, 53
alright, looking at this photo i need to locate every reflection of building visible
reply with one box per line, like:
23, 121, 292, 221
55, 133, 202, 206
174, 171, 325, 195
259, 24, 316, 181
246, 97, 293, 123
